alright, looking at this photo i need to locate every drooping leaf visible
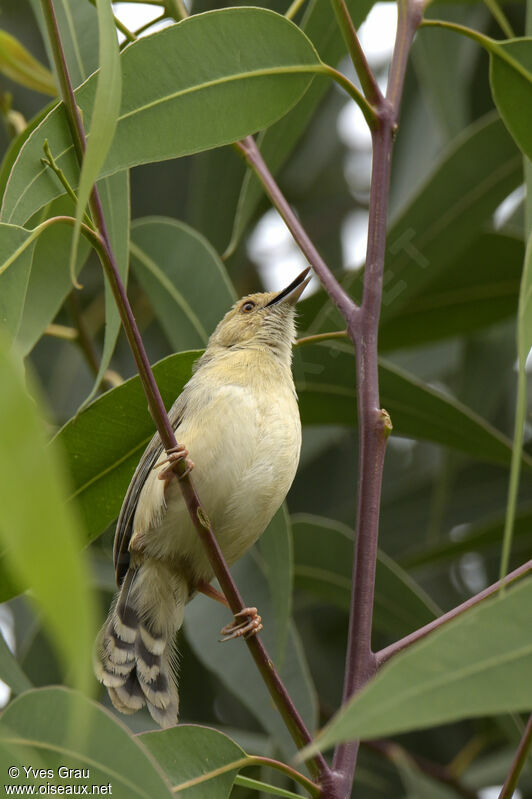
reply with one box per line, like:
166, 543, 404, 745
140, 724, 245, 799
82, 171, 130, 406
15, 195, 91, 356
0, 335, 95, 690
1, 9, 322, 226
70, 0, 122, 287
499, 235, 532, 579
0, 224, 38, 339
0, 29, 56, 96
130, 216, 236, 350
300, 576, 532, 755
489, 38, 532, 161
0, 688, 173, 798
291, 515, 440, 637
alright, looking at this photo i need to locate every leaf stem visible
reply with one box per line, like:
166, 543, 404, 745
171, 755, 321, 797
319, 63, 378, 129
40, 0, 330, 782
331, 0, 423, 791
295, 330, 348, 347
329, 0, 382, 105
285, 0, 310, 21
498, 713, 532, 799
376, 559, 532, 667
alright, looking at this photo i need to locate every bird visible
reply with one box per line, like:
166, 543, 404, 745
93, 266, 311, 728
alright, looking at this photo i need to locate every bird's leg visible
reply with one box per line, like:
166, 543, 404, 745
220, 608, 263, 643
196, 582, 263, 642
196, 580, 229, 607
155, 444, 194, 483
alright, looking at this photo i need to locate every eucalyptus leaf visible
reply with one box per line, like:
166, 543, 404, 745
301, 576, 532, 755
140, 724, 245, 799
0, 688, 173, 798
1, 9, 322, 226
130, 216, 236, 350
489, 38, 532, 161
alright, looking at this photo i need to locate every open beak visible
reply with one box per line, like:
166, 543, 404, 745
265, 267, 312, 307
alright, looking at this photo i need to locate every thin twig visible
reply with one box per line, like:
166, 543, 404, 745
40, 0, 330, 782
329, 0, 382, 105
234, 137, 359, 327
498, 713, 532, 799
295, 330, 348, 347
376, 560, 532, 667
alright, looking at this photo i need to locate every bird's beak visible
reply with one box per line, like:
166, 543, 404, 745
265, 267, 312, 307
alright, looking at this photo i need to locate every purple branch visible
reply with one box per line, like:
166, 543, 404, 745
41, 0, 330, 781
331, 1, 423, 792
234, 137, 359, 326
377, 560, 532, 667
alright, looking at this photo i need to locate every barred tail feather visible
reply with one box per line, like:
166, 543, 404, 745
93, 561, 187, 728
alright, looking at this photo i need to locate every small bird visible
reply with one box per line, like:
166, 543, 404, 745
94, 267, 311, 728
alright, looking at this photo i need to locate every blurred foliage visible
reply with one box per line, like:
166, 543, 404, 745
0, 0, 531, 797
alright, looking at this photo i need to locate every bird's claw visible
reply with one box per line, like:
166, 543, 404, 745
155, 445, 194, 482
219, 607, 262, 642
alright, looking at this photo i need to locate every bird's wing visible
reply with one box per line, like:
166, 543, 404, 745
113, 395, 187, 586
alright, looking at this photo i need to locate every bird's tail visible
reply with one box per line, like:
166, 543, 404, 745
93, 560, 188, 728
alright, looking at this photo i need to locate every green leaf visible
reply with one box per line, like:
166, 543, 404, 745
258, 505, 293, 663
0, 687, 173, 798
0, 29, 56, 96
83, 171, 130, 406
234, 776, 303, 799
140, 724, 245, 799
393, 750, 458, 799
300, 576, 532, 755
0, 630, 32, 696
0, 334, 95, 690
225, 0, 374, 254
500, 234, 532, 579
291, 515, 440, 637
1, 9, 322, 226
130, 216, 236, 350
490, 38, 532, 161
293, 341, 530, 466
0, 224, 37, 339
71, 0, 122, 282
185, 551, 317, 759
15, 195, 91, 356
301, 113, 522, 335
378, 232, 524, 351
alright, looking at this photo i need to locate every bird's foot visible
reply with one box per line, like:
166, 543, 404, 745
155, 445, 194, 482
220, 608, 262, 642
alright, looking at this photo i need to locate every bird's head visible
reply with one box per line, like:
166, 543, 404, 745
206, 268, 311, 362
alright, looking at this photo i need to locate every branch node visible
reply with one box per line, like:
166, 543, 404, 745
197, 506, 212, 530
379, 409, 393, 439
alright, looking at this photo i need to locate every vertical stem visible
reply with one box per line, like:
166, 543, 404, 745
331, 1, 422, 792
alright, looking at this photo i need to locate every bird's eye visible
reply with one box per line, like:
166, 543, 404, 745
241, 301, 256, 313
